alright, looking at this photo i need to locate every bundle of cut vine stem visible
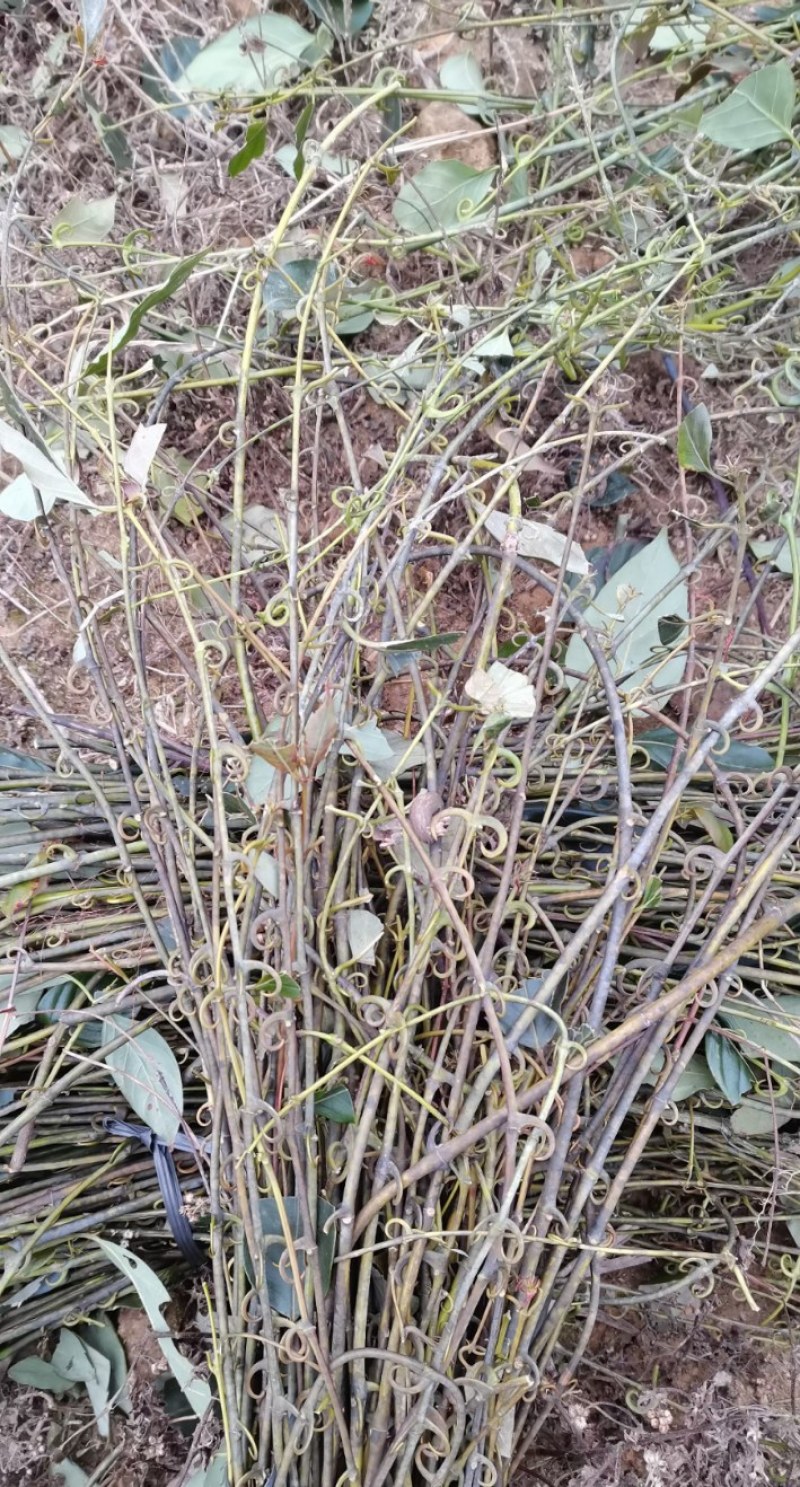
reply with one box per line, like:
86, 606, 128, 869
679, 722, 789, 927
3, 498, 800, 1487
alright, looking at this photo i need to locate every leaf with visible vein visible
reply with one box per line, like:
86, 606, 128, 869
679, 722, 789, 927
700, 61, 796, 151
677, 404, 713, 473
86, 253, 205, 377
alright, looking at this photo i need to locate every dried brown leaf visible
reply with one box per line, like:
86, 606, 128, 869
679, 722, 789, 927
486, 421, 560, 476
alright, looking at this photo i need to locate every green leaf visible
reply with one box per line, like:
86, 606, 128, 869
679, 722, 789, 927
37, 977, 119, 1043
379, 631, 463, 674
347, 908, 383, 966
751, 535, 792, 573
588, 469, 638, 511
302, 0, 373, 35
222, 503, 285, 564
641, 875, 662, 909
51, 194, 116, 245
380, 630, 457, 654
104, 1017, 183, 1144
731, 1101, 794, 1136
79, 0, 106, 45
586, 539, 648, 593
0, 420, 94, 518
706, 1029, 752, 1104
692, 805, 733, 853
263, 255, 320, 312
51, 1329, 98, 1384
342, 719, 396, 764
53, 1461, 90, 1487
184, 1456, 229, 1487
657, 613, 686, 647
0, 473, 51, 521
677, 403, 713, 473
0, 974, 70, 1037
228, 117, 268, 177
80, 1342, 113, 1435
245, 1196, 335, 1318
82, 93, 132, 172
52, 1329, 112, 1438
8, 1357, 74, 1394
378, 92, 404, 140
393, 161, 497, 236
91, 1239, 212, 1417
150, 449, 206, 526
295, 96, 315, 151
350, 730, 427, 782
77, 1317, 131, 1415
262, 257, 337, 332
249, 968, 303, 1001
278, 973, 302, 999
359, 332, 437, 405
315, 1085, 356, 1123
719, 997, 800, 1073
186, 574, 235, 621
499, 977, 560, 1052
756, 2, 800, 17
79, 992, 133, 1040
151, 334, 233, 382
768, 255, 800, 292
637, 729, 775, 774
246, 754, 280, 807
439, 51, 494, 118
564, 529, 688, 707
644, 1051, 716, 1100
0, 982, 40, 1036
0, 125, 30, 163
699, 61, 796, 151
473, 328, 513, 356
650, 16, 710, 50
0, 746, 50, 773
672, 1056, 716, 1101
335, 280, 378, 335
141, 37, 201, 118
175, 14, 324, 96
274, 142, 305, 181
85, 251, 205, 378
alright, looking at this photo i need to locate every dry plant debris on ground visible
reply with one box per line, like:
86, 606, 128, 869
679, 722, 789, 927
2, 1, 800, 1484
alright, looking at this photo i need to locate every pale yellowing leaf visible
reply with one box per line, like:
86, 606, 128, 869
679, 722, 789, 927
0, 125, 30, 163
347, 908, 383, 966
484, 508, 588, 575
465, 660, 537, 720
51, 193, 116, 245
123, 424, 166, 487
254, 850, 280, 896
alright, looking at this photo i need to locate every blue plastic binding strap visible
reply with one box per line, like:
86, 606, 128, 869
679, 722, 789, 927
102, 1116, 207, 1268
